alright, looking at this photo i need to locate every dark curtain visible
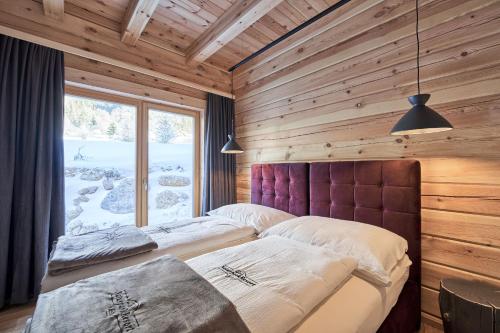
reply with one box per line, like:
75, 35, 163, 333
0, 35, 65, 309
201, 93, 236, 214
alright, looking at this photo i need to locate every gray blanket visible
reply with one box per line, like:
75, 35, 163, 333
27, 255, 250, 333
47, 225, 158, 275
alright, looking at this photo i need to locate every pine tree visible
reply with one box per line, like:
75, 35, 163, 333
156, 118, 175, 143
106, 122, 117, 138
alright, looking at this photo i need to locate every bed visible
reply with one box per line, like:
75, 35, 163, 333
33, 160, 420, 333
197, 160, 421, 333
293, 160, 421, 332
41, 216, 253, 292
248, 160, 421, 332
40, 163, 309, 293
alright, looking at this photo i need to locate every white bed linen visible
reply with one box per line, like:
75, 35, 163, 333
142, 215, 255, 254
293, 258, 410, 333
208, 203, 297, 232
187, 236, 358, 333
41, 216, 256, 292
261, 216, 409, 286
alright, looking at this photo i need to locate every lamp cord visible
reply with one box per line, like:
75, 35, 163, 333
416, 0, 420, 95
231, 69, 234, 96
231, 70, 235, 136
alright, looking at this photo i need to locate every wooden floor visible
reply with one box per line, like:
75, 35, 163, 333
0, 304, 34, 333
0, 303, 443, 333
420, 324, 445, 333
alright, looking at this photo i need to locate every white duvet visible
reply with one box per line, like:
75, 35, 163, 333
143, 215, 256, 254
187, 236, 358, 333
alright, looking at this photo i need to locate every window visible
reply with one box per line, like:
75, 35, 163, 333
63, 89, 200, 235
146, 107, 198, 226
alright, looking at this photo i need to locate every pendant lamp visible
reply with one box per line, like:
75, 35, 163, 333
221, 71, 244, 154
390, 0, 453, 135
221, 133, 243, 154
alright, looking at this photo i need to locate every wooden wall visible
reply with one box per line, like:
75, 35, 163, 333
233, 0, 500, 329
64, 54, 207, 112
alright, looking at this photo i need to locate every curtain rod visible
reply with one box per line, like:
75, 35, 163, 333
228, 0, 353, 72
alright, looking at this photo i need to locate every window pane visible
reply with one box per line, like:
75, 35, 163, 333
64, 95, 136, 235
148, 109, 194, 225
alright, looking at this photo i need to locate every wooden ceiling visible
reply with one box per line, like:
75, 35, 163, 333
0, 0, 341, 97
63, 0, 339, 71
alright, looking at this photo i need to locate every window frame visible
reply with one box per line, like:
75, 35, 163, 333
64, 86, 202, 228
141, 102, 201, 227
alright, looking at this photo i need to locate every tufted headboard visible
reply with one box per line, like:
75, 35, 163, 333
309, 160, 421, 333
251, 163, 309, 216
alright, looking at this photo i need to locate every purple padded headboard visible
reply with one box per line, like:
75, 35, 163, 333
251, 163, 309, 216
309, 160, 421, 333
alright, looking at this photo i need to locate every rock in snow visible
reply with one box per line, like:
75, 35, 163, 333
158, 175, 191, 187
73, 195, 89, 206
102, 178, 114, 190
64, 167, 79, 177
66, 206, 83, 221
156, 190, 188, 209
78, 186, 98, 195
104, 168, 122, 180
80, 168, 105, 181
101, 178, 135, 214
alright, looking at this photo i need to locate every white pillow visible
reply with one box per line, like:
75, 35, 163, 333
207, 203, 296, 233
260, 216, 409, 286
381, 254, 412, 288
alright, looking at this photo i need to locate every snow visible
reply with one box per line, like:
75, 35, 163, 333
64, 138, 194, 235
148, 140, 194, 225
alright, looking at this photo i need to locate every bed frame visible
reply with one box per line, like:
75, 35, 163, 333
251, 160, 421, 333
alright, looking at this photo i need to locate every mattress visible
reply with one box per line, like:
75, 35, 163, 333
40, 216, 257, 292
293, 259, 410, 333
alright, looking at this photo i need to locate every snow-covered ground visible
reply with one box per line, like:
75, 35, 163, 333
64, 138, 194, 235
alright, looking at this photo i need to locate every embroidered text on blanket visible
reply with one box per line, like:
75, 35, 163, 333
147, 221, 203, 234
106, 290, 140, 332
61, 243, 86, 251
156, 226, 174, 233
219, 265, 257, 286
101, 228, 125, 241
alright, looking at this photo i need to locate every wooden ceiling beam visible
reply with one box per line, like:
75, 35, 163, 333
186, 0, 284, 65
121, 0, 160, 45
0, 8, 232, 97
42, 0, 64, 20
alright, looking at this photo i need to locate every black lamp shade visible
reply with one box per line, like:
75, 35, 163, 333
391, 94, 453, 135
221, 134, 244, 154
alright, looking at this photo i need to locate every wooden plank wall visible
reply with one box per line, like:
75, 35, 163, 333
64, 54, 207, 112
233, 0, 500, 329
